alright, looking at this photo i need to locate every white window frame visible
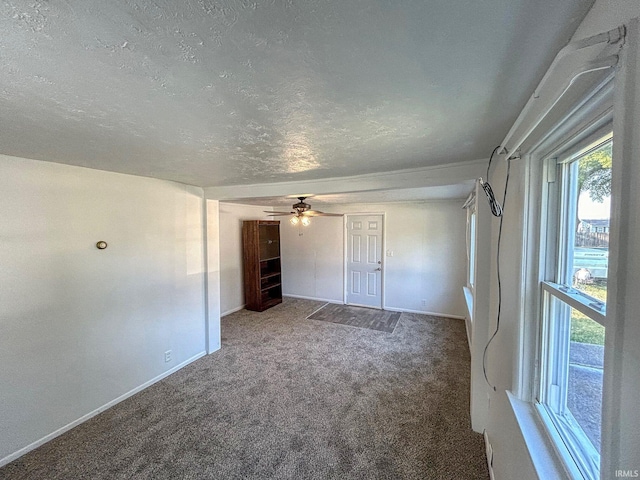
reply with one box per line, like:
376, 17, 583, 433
537, 134, 612, 480
467, 206, 477, 290
534, 128, 613, 480
463, 188, 478, 341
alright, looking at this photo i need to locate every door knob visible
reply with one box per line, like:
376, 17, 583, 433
375, 267, 382, 271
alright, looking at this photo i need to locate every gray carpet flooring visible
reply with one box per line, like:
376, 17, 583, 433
308, 303, 401, 333
1, 298, 488, 480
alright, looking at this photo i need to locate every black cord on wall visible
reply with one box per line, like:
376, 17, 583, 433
480, 146, 504, 217
480, 147, 512, 392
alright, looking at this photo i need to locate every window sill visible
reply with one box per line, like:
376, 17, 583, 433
463, 285, 474, 321
507, 391, 572, 480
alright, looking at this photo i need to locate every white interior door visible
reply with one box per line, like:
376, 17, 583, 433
346, 214, 383, 308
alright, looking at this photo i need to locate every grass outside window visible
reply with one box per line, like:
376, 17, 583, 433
571, 281, 606, 345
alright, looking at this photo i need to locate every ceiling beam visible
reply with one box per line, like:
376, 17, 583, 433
204, 158, 487, 200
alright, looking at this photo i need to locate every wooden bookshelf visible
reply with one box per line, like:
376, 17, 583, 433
242, 220, 282, 311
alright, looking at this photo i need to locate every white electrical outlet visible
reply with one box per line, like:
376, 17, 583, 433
421, 299, 428, 307
164, 350, 172, 363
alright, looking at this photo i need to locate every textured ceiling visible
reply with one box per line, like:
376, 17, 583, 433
0, 0, 593, 188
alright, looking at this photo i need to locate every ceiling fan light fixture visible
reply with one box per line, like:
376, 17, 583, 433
265, 197, 342, 225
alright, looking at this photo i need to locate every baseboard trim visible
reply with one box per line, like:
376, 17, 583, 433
283, 294, 344, 304
0, 351, 207, 468
221, 305, 245, 317
383, 306, 465, 320
484, 430, 496, 480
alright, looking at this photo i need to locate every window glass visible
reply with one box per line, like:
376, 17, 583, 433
567, 142, 609, 454
572, 142, 611, 299
568, 307, 604, 452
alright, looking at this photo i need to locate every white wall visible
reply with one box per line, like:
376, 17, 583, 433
381, 201, 467, 316
469, 181, 495, 434
206, 199, 221, 353
572, 0, 639, 41
480, 159, 538, 480
218, 203, 272, 315
281, 201, 468, 318
0, 155, 207, 464
280, 215, 344, 302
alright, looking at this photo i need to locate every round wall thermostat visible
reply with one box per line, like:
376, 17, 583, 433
96, 241, 108, 249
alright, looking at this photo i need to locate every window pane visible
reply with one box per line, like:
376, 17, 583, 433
572, 142, 611, 300
568, 307, 604, 452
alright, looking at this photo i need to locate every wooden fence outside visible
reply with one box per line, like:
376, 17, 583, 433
576, 231, 609, 248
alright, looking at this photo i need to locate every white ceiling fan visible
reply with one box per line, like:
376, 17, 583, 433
265, 197, 343, 226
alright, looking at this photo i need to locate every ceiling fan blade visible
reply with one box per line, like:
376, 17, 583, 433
265, 210, 296, 216
303, 210, 344, 217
